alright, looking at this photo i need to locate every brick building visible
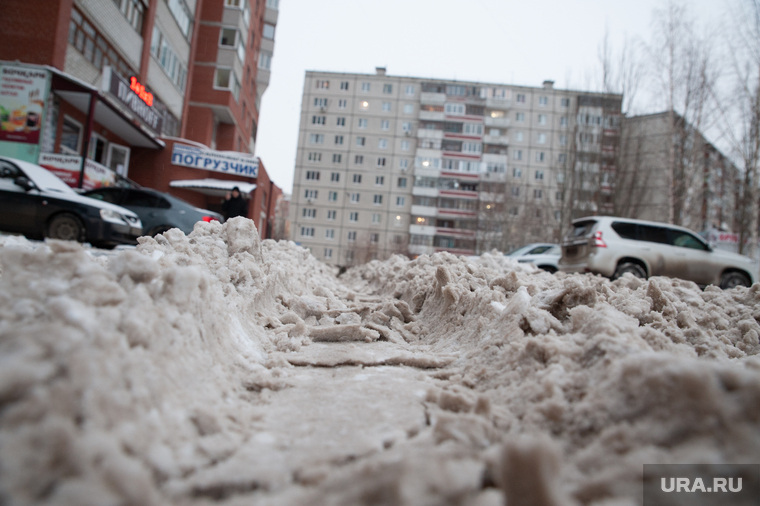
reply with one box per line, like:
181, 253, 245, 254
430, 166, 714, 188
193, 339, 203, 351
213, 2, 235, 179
0, 0, 282, 238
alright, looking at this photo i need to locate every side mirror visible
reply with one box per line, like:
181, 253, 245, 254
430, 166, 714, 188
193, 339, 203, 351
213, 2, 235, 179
14, 176, 36, 192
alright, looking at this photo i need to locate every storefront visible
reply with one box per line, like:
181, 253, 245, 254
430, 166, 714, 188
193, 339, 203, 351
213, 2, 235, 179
0, 61, 164, 189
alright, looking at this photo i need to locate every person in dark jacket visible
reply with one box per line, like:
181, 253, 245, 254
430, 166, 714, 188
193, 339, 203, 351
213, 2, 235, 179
221, 186, 248, 220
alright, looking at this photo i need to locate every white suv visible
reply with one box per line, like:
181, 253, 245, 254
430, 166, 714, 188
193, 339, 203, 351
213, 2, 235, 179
558, 216, 757, 289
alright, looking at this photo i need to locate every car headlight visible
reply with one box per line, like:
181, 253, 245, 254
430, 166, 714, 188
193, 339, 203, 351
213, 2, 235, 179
99, 208, 135, 225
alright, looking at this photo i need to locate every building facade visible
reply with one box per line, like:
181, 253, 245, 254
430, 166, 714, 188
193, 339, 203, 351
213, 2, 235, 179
0, 0, 282, 238
290, 68, 623, 266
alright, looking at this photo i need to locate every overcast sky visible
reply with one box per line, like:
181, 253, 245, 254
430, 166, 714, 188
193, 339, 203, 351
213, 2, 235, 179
254, 0, 731, 195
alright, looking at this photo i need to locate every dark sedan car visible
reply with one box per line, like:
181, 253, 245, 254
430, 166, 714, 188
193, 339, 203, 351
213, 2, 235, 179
0, 156, 143, 248
83, 186, 223, 236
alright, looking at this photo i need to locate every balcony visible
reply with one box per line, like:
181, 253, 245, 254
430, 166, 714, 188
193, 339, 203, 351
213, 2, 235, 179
419, 110, 445, 121
484, 116, 510, 128
420, 92, 446, 104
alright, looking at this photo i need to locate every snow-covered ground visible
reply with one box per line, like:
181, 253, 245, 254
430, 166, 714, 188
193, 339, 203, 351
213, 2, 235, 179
1, 218, 759, 505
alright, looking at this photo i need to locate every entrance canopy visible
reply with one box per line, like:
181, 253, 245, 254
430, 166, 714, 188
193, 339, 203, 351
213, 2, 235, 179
48, 66, 164, 149
170, 178, 257, 198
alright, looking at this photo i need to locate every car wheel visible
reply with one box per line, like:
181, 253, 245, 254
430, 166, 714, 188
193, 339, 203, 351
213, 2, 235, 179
613, 261, 646, 280
148, 225, 174, 236
539, 265, 557, 273
46, 213, 85, 242
720, 271, 751, 289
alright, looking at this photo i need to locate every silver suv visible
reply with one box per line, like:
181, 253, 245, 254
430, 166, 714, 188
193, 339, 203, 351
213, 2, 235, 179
558, 216, 757, 289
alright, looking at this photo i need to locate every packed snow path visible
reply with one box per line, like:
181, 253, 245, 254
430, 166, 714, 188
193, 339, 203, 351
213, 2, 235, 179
1, 218, 759, 505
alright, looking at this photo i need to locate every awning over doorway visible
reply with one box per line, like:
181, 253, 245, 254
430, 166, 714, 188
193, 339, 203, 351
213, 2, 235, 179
170, 178, 257, 198
48, 66, 164, 149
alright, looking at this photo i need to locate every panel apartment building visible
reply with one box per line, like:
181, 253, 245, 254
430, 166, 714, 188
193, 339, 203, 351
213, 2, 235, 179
1, 0, 283, 238
290, 68, 623, 266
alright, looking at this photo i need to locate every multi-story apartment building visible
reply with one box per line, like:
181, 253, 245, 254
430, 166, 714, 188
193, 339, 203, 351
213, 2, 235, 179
290, 68, 623, 266
0, 0, 283, 238
616, 111, 738, 235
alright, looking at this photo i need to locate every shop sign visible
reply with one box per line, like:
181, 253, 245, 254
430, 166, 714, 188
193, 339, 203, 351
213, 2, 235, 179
38, 152, 118, 190
103, 67, 163, 134
171, 143, 259, 178
0, 64, 48, 145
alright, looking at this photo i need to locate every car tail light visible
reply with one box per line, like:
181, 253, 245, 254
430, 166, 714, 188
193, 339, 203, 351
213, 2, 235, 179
202, 216, 218, 222
593, 231, 607, 248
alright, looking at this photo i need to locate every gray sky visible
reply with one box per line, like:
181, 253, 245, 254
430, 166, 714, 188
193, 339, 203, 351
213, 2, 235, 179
254, 0, 731, 195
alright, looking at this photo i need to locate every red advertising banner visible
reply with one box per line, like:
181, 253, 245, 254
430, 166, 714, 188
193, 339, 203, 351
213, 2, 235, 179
38, 153, 118, 190
0, 65, 48, 144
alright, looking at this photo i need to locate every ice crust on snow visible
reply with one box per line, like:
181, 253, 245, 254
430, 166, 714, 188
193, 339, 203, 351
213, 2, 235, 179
0, 217, 759, 505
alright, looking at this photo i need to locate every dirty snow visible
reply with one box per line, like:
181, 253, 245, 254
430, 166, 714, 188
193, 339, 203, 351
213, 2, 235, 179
1, 217, 759, 505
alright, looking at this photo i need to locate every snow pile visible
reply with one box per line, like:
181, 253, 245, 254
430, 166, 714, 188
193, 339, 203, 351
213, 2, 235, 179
1, 220, 759, 505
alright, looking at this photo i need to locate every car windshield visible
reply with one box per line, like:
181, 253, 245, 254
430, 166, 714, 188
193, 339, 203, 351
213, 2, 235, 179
24, 165, 78, 195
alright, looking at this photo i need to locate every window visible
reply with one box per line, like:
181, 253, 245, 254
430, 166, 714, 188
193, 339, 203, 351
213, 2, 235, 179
534, 189, 543, 199
361, 82, 371, 92
353, 174, 362, 184
330, 172, 340, 182
401, 140, 410, 151
350, 193, 360, 203
358, 118, 368, 129
332, 154, 342, 163
383, 84, 393, 94
325, 229, 334, 239
60, 116, 82, 154
380, 120, 390, 130
397, 177, 407, 188
403, 104, 414, 114
316, 80, 329, 89
377, 157, 386, 167
515, 112, 525, 122
513, 150, 523, 161
560, 116, 568, 127
354, 155, 364, 164
304, 189, 318, 199
370, 233, 379, 243
338, 99, 347, 108
314, 97, 328, 107
375, 176, 384, 185
516, 93, 526, 103
535, 170, 544, 180
512, 167, 522, 178
302, 208, 316, 218
538, 114, 547, 125
561, 98, 570, 107
311, 115, 326, 125
349, 212, 358, 222
382, 102, 392, 112
511, 186, 520, 197
334, 135, 344, 145
220, 27, 237, 47
305, 170, 320, 180
340, 81, 349, 90
167, 0, 192, 38
399, 159, 409, 170
405, 85, 415, 95
559, 134, 567, 145
558, 153, 567, 163
327, 209, 337, 219
538, 133, 547, 144
514, 131, 524, 142
214, 68, 240, 99
263, 23, 275, 39
379, 139, 388, 149
539, 96, 548, 106
444, 103, 465, 115
396, 196, 405, 206
308, 152, 321, 162
348, 231, 357, 241
356, 136, 366, 146
114, 0, 144, 32
372, 213, 382, 224
536, 152, 545, 162
337, 117, 346, 126
309, 134, 324, 144
324, 248, 333, 258
300, 227, 315, 237
373, 194, 383, 205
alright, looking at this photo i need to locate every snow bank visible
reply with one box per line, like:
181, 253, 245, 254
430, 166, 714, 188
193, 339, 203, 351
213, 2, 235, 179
0, 221, 759, 505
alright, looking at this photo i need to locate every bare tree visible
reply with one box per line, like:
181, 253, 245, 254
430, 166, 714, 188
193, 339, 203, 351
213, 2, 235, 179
712, 0, 760, 258
645, 1, 721, 227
